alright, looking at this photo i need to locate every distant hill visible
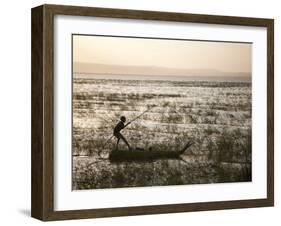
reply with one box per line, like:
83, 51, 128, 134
73, 62, 251, 80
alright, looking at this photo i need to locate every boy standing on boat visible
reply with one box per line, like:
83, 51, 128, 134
113, 116, 132, 150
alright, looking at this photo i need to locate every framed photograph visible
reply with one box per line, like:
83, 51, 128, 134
31, 4, 274, 221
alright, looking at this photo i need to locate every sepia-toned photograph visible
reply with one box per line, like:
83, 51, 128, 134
72, 35, 252, 190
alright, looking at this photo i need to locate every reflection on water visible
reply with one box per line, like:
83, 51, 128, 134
73, 155, 251, 190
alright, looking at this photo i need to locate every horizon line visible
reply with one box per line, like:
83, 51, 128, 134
73, 61, 251, 75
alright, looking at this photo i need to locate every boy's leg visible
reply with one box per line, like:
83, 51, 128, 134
119, 133, 131, 150
116, 138, 120, 150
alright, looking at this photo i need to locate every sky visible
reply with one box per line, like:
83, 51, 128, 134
73, 35, 252, 78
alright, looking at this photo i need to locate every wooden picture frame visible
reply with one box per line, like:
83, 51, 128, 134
31, 4, 274, 221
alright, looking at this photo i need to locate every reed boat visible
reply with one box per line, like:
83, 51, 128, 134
109, 141, 193, 162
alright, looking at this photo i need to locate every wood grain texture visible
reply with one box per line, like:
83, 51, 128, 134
31, 5, 44, 220
31, 4, 274, 221
45, 4, 272, 26
31, 5, 55, 220
267, 19, 274, 206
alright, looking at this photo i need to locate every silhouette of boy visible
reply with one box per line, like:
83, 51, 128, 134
113, 116, 132, 150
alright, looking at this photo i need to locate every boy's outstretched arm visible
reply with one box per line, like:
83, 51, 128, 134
124, 121, 131, 128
